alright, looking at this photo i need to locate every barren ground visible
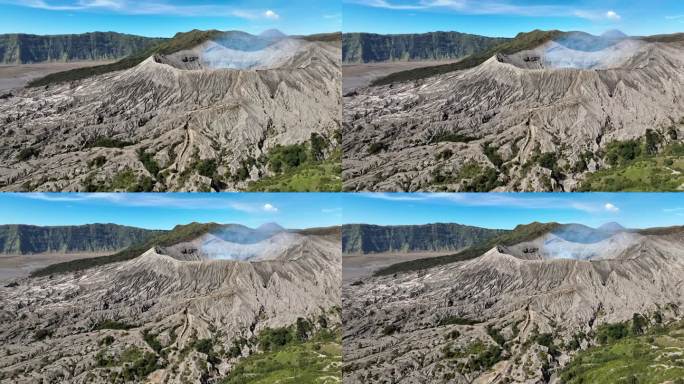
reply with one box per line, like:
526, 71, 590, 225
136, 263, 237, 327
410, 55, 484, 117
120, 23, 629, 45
342, 60, 458, 94
0, 61, 114, 92
0, 251, 111, 283
343, 251, 450, 283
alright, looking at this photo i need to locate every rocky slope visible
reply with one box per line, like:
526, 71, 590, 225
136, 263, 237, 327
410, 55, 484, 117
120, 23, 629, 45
343, 32, 684, 192
0, 224, 341, 383
343, 224, 684, 383
342, 223, 505, 254
0, 224, 160, 254
342, 32, 508, 63
0, 30, 342, 192
0, 32, 165, 64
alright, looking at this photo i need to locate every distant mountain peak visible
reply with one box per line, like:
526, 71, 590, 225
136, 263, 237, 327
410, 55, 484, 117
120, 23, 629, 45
601, 29, 629, 39
598, 222, 626, 232
259, 29, 287, 39
257, 222, 285, 232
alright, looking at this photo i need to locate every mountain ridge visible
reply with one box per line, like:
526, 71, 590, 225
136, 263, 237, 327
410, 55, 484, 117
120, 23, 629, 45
0, 32, 165, 64
343, 31, 509, 63
0, 223, 161, 255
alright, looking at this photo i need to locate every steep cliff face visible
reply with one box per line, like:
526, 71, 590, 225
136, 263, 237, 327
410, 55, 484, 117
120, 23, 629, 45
0, 224, 161, 254
342, 223, 505, 254
0, 32, 165, 64
343, 225, 684, 383
342, 32, 508, 63
0, 225, 341, 383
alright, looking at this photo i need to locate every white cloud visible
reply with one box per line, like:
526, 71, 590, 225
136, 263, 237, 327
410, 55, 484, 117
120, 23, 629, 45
605, 10, 621, 20
604, 203, 620, 212
1, 0, 280, 19
264, 9, 280, 20
364, 193, 613, 213
262, 203, 279, 212
346, 0, 623, 21
19, 193, 273, 214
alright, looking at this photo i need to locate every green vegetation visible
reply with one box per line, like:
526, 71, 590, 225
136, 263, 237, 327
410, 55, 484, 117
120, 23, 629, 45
15, 147, 39, 161
374, 222, 559, 276
85, 136, 135, 149
82, 168, 156, 192
342, 223, 505, 255
342, 31, 508, 63
96, 346, 162, 382
33, 328, 53, 341
372, 29, 563, 85
429, 131, 478, 144
438, 316, 481, 326
223, 328, 341, 384
429, 160, 503, 192
441, 339, 503, 374
0, 223, 159, 255
137, 148, 161, 177
580, 136, 684, 192
562, 320, 684, 384
0, 32, 164, 65
30, 222, 219, 277
28, 29, 222, 87
367, 142, 388, 155
94, 320, 134, 331
247, 138, 342, 192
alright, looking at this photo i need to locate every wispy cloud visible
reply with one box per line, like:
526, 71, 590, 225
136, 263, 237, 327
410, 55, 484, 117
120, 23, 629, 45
263, 9, 279, 20
1, 0, 282, 19
364, 193, 611, 213
604, 203, 619, 212
19, 193, 280, 214
262, 203, 279, 212
346, 0, 623, 21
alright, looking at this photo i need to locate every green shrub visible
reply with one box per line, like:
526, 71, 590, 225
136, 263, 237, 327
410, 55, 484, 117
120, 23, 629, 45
94, 320, 133, 330
86, 136, 134, 149
367, 142, 388, 155
137, 149, 160, 176
16, 147, 39, 161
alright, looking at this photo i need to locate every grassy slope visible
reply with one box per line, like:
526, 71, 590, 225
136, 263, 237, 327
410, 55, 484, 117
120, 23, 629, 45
562, 321, 684, 384
247, 151, 342, 192
371, 29, 563, 86
222, 338, 342, 384
579, 155, 684, 192
246, 162, 341, 191
374, 222, 559, 276
27, 29, 223, 87
30, 222, 221, 277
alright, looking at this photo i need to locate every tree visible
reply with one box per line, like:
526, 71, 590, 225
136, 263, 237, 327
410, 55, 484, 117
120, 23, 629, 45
631, 313, 647, 335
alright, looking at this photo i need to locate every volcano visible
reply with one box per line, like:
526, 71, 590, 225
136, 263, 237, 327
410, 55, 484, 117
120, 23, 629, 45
342, 30, 684, 192
343, 222, 684, 383
0, 223, 341, 383
0, 30, 341, 192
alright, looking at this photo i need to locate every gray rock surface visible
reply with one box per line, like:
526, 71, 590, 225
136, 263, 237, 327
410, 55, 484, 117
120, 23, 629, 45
343, 39, 684, 191
0, 38, 341, 192
343, 226, 684, 383
0, 228, 341, 383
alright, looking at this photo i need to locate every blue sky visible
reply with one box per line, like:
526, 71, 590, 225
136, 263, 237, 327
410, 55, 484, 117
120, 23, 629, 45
0, 193, 342, 230
343, 0, 684, 36
342, 193, 684, 230
0, 0, 341, 37
2, 193, 682, 231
